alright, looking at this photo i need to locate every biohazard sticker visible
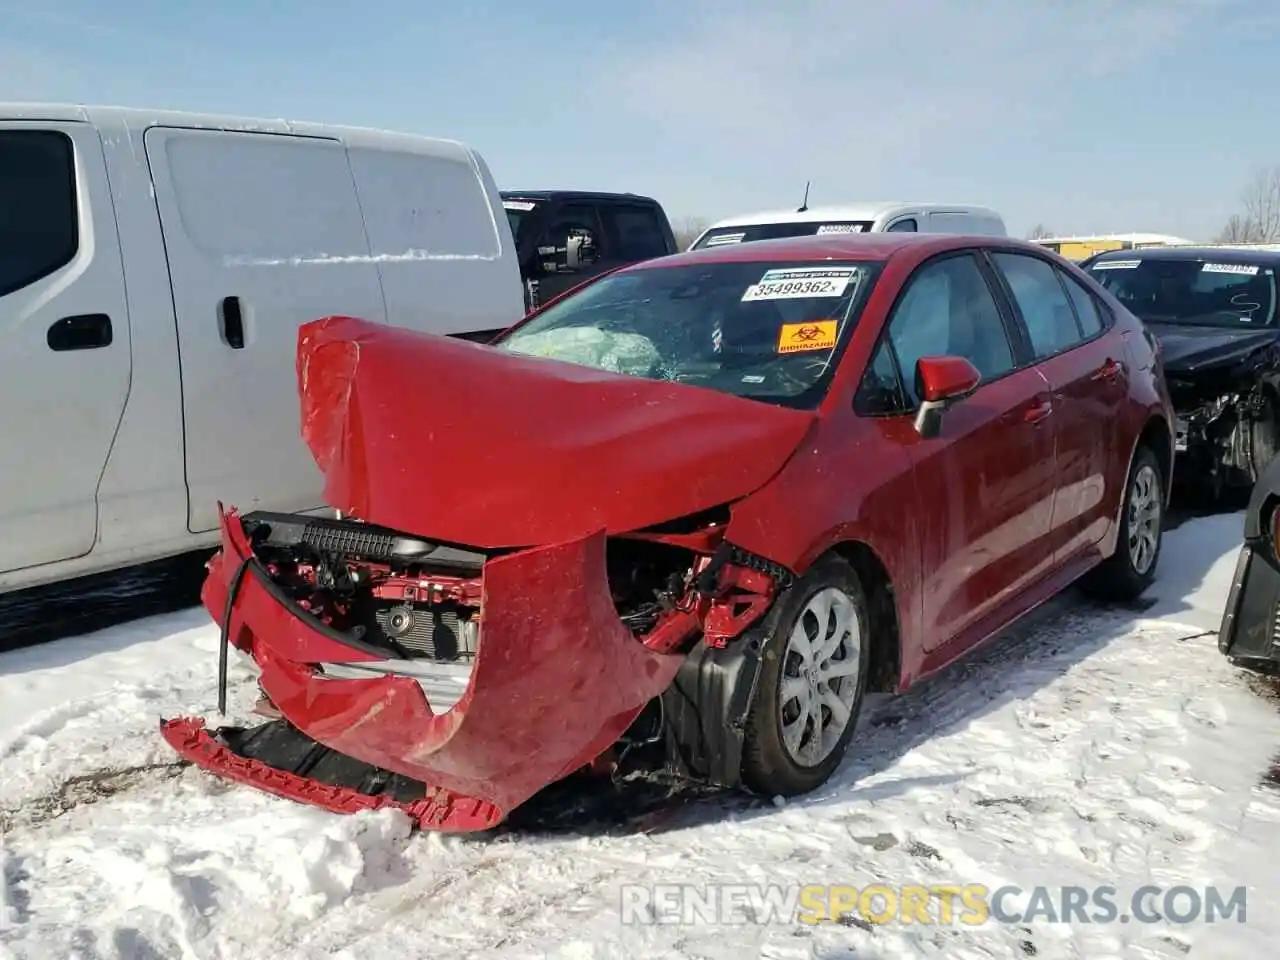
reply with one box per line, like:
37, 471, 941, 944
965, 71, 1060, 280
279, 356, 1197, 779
778, 320, 838, 353
742, 267, 857, 301
1202, 262, 1259, 275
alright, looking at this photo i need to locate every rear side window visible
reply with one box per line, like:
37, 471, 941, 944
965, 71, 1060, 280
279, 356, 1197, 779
348, 146, 503, 259
991, 252, 1083, 358
157, 129, 368, 262
603, 204, 669, 259
886, 218, 917, 232
1058, 269, 1104, 337
0, 130, 78, 298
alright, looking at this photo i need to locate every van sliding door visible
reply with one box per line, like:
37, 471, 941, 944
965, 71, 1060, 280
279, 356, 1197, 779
143, 127, 385, 534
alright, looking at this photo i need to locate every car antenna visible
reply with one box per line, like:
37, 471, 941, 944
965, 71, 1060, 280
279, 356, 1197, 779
797, 181, 811, 213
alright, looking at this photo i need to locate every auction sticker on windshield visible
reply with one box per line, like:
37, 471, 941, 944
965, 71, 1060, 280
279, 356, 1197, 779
742, 267, 858, 302
778, 320, 838, 353
1090, 260, 1141, 270
1202, 262, 1259, 275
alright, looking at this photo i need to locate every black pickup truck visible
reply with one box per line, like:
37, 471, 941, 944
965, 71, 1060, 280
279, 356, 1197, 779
500, 191, 678, 311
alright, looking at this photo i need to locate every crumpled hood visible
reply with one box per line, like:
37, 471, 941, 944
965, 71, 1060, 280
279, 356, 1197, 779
1146, 322, 1280, 374
295, 315, 816, 549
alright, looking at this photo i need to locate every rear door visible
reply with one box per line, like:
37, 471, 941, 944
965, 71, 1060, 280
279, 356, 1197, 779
0, 122, 131, 574
986, 250, 1124, 562
143, 127, 386, 534
867, 250, 1057, 650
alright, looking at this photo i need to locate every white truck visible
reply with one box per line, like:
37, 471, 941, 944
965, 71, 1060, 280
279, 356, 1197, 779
0, 103, 525, 593
688, 201, 1007, 250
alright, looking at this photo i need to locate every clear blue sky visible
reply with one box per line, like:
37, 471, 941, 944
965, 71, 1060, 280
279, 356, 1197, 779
4, 0, 1278, 240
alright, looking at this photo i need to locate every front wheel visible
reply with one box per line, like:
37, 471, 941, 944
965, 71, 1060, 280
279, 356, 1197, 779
1079, 444, 1164, 602
741, 556, 872, 797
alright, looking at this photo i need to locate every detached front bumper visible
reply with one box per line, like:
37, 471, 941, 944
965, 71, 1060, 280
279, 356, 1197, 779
162, 508, 685, 831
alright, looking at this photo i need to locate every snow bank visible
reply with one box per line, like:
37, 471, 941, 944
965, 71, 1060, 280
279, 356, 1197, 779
1, 511, 1277, 959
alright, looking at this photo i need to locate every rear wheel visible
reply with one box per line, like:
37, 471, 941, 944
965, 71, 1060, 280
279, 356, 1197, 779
741, 556, 871, 797
1079, 444, 1164, 602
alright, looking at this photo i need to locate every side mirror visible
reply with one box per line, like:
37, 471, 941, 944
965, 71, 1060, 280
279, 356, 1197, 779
564, 228, 598, 271
913, 355, 981, 438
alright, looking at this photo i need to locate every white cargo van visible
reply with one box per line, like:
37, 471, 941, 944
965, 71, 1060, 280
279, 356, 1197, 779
0, 103, 525, 593
689, 201, 1006, 250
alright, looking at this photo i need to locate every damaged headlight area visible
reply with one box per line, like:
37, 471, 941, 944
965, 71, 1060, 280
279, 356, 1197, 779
162, 504, 796, 832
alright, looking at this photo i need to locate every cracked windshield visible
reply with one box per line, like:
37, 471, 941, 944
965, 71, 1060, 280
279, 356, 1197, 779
497, 260, 881, 407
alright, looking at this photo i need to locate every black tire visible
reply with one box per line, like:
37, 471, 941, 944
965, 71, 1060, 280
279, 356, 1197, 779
740, 555, 873, 797
1079, 444, 1164, 602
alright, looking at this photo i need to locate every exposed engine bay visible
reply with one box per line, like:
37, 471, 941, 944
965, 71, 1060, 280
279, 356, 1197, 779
1166, 369, 1280, 491
237, 511, 719, 662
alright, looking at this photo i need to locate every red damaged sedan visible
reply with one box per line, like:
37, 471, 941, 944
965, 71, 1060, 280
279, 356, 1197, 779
162, 232, 1175, 832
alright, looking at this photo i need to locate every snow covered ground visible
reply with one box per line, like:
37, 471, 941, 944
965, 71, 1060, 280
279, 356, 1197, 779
2, 511, 1279, 960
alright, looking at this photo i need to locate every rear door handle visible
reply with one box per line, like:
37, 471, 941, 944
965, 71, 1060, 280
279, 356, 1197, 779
1023, 398, 1053, 424
47, 313, 112, 351
1092, 357, 1123, 381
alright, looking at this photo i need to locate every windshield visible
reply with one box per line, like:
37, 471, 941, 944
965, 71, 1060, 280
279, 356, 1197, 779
1086, 257, 1278, 328
692, 221, 875, 250
493, 259, 883, 409
502, 199, 543, 245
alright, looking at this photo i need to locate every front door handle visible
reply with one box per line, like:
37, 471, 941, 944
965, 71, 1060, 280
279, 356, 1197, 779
1092, 357, 1123, 381
1023, 398, 1053, 424
47, 313, 112, 351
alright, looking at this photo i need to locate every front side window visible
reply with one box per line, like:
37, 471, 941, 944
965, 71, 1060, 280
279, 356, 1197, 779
991, 252, 1084, 358
886, 218, 917, 232
886, 253, 1015, 405
691, 220, 875, 249
0, 130, 78, 298
535, 202, 601, 275
1086, 257, 1278, 328
494, 258, 884, 409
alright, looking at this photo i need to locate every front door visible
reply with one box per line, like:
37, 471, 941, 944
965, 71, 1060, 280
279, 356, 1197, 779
527, 201, 610, 305
143, 127, 386, 534
0, 121, 131, 575
875, 250, 1058, 651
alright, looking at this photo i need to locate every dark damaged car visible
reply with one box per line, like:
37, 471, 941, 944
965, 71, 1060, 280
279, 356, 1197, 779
1084, 246, 1280, 495
163, 233, 1175, 832
1217, 454, 1280, 670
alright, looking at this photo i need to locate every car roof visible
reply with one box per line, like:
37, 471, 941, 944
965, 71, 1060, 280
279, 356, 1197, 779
704, 201, 1003, 229
500, 190, 660, 204
624, 231, 1042, 269
1088, 245, 1280, 266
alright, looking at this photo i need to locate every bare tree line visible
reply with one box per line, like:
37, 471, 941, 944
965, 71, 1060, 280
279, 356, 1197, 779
1020, 167, 1280, 244
671, 215, 710, 251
